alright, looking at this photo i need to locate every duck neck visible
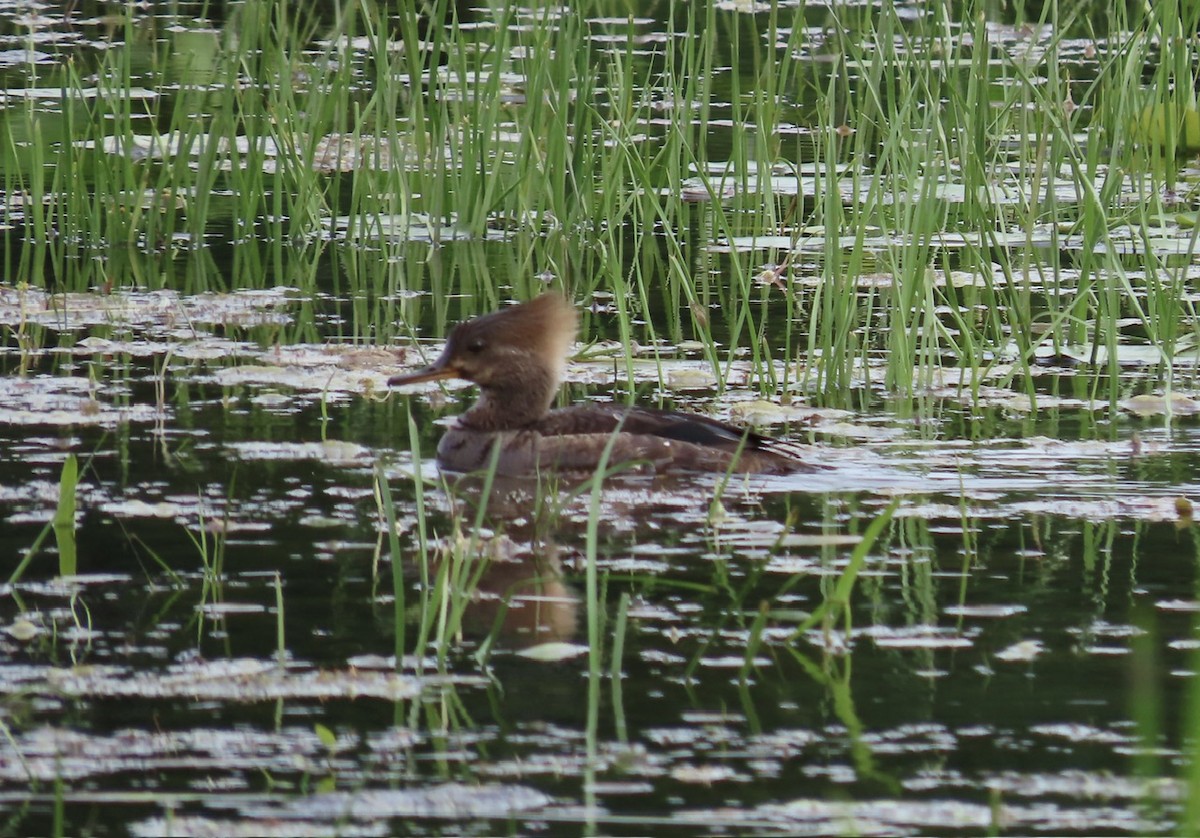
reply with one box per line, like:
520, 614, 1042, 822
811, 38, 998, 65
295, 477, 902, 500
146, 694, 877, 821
460, 373, 558, 431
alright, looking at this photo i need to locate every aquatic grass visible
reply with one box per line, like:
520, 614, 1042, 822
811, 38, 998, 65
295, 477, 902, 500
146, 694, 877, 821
3, 0, 1195, 411
4, 3, 1200, 832
1116, 2, 1200, 405
642, 2, 807, 392
51, 773, 63, 838
932, 12, 1021, 405
739, 601, 772, 686
441, 447, 508, 657
781, 612, 897, 792
792, 4, 900, 401
393, 0, 594, 250
610, 590, 630, 743
801, 113, 865, 401
187, 484, 232, 648
0, 716, 33, 786
398, 441, 511, 672
50, 454, 77, 577
989, 2, 1200, 410
849, 4, 991, 396
7, 81, 52, 291
1183, 610, 1200, 835
11, 13, 189, 286
440, 5, 516, 239
964, 9, 1061, 391
788, 499, 898, 643
587, 14, 789, 394
219, 1, 298, 286
1128, 606, 1167, 825
273, 571, 286, 667
577, 418, 627, 824
87, 14, 150, 255
380, 436, 423, 675
5, 495, 53, 588
7, 452, 87, 586
258, 3, 333, 242
381, 411, 433, 667
1126, 0, 1200, 187
0, 6, 1104, 396
393, 0, 440, 206
1006, 51, 1111, 398
126, 531, 184, 588
762, 0, 1196, 409
18, 0, 365, 291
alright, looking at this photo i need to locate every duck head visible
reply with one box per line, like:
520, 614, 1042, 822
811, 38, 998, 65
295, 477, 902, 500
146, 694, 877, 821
389, 293, 578, 429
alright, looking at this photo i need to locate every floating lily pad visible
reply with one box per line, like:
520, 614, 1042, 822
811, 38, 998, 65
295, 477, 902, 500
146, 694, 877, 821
514, 641, 589, 662
1121, 393, 1200, 417
38, 658, 420, 703
994, 640, 1044, 662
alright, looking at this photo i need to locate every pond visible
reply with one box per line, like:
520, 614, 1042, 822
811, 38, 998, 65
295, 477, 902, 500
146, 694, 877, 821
1, 0, 1199, 835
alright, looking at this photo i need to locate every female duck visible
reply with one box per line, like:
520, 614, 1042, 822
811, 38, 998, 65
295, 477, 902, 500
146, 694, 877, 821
389, 293, 808, 476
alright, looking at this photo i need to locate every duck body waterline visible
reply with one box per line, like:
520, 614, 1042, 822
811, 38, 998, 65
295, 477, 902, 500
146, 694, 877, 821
390, 294, 810, 477
435, 403, 803, 476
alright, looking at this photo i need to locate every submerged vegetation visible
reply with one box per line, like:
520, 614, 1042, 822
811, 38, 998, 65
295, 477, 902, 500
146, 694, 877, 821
2, 0, 1200, 834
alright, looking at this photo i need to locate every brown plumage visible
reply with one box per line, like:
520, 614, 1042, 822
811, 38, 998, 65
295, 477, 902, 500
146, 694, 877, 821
388, 293, 810, 476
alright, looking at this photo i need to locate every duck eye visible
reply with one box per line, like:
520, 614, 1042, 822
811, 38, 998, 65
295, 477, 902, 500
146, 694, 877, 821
466, 339, 486, 354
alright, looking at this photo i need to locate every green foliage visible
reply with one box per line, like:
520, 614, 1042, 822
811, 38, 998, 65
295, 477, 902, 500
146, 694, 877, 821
4, 0, 1197, 407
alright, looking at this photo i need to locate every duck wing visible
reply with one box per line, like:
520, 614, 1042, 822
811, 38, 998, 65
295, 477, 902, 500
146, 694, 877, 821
534, 404, 793, 455
528, 404, 813, 474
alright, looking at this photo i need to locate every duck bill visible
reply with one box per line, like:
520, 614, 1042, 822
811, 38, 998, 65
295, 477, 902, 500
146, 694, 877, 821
388, 362, 458, 388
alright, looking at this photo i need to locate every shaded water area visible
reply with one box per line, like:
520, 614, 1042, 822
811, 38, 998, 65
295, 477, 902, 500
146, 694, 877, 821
3, 0, 1200, 835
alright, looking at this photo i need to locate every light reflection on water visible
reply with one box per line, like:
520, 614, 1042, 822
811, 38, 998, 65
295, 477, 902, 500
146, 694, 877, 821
0, 2, 1197, 836
0, 380, 1192, 833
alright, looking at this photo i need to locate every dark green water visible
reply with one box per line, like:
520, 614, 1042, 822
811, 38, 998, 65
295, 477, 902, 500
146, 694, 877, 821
1, 1, 1197, 835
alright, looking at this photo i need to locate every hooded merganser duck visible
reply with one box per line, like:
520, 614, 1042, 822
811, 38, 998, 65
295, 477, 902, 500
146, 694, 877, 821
388, 293, 808, 476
